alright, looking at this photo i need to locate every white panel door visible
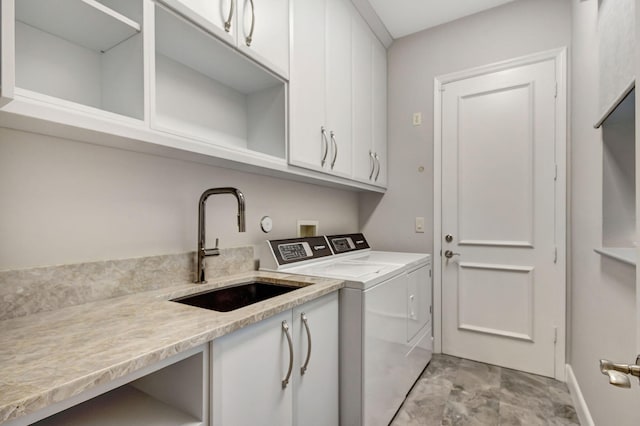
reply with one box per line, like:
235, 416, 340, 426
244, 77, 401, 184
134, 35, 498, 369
236, 0, 289, 78
158, 0, 235, 45
211, 309, 293, 426
289, 0, 327, 171
441, 58, 563, 378
325, 0, 352, 177
371, 38, 387, 186
293, 292, 339, 426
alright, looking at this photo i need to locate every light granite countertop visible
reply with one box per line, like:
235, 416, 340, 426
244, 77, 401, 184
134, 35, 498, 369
0, 271, 344, 425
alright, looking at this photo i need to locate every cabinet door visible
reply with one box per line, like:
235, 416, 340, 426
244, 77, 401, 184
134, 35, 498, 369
211, 310, 293, 426
289, 0, 327, 172
236, 0, 289, 78
158, 0, 236, 45
351, 13, 374, 183
372, 38, 387, 187
407, 265, 431, 342
293, 292, 339, 426
325, 0, 352, 177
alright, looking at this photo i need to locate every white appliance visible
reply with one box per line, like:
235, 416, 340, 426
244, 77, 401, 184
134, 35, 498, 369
260, 233, 432, 426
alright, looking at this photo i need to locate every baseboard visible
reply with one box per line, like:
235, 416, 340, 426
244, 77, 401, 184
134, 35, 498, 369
566, 364, 595, 426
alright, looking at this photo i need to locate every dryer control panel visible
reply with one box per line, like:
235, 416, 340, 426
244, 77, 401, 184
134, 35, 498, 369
326, 233, 370, 254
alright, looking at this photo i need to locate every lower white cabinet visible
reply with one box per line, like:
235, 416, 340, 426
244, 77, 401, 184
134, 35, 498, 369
211, 292, 339, 426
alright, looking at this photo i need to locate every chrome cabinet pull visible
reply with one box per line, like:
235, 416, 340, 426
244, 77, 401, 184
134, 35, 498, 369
224, 0, 234, 32
369, 150, 375, 180
330, 131, 338, 169
374, 153, 380, 181
245, 0, 255, 46
282, 320, 294, 388
320, 127, 329, 167
300, 313, 312, 375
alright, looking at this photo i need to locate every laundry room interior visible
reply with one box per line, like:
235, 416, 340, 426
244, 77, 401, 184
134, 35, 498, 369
0, 0, 638, 425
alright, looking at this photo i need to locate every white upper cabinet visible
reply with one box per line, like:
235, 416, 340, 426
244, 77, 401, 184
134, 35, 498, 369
158, 0, 289, 78
351, 12, 387, 187
289, 0, 353, 178
289, 0, 386, 186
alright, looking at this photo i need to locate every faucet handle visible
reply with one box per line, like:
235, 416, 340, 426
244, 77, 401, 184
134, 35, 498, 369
600, 357, 640, 388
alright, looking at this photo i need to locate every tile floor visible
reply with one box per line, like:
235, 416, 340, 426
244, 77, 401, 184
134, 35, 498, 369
391, 354, 580, 425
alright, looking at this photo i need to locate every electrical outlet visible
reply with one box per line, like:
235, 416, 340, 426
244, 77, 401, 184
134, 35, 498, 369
412, 112, 422, 126
415, 217, 425, 233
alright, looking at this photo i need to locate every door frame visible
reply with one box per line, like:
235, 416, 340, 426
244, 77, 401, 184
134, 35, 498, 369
432, 47, 568, 379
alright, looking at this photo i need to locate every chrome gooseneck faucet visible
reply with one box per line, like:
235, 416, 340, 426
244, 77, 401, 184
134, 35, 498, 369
196, 187, 246, 283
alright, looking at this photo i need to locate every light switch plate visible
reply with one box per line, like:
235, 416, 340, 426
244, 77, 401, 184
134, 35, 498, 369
415, 217, 425, 233
412, 112, 422, 126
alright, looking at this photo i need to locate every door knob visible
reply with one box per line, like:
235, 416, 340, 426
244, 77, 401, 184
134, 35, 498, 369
599, 357, 640, 388
444, 250, 460, 259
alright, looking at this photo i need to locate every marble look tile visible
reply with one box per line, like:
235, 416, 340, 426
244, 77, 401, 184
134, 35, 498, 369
442, 387, 500, 426
392, 355, 580, 426
0, 247, 254, 320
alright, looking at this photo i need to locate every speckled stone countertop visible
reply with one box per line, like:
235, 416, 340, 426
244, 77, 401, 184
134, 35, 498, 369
0, 271, 344, 425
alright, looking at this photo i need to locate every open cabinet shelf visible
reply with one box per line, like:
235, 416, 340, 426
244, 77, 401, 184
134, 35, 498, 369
30, 345, 208, 426
152, 3, 286, 159
12, 0, 144, 120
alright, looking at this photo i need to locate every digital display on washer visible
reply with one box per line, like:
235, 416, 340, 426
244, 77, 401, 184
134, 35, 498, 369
278, 242, 311, 261
331, 237, 355, 253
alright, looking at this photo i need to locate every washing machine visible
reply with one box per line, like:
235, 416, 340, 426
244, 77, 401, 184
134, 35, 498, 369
260, 233, 432, 426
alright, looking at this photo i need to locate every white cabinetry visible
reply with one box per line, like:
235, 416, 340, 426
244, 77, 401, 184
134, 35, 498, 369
150, 2, 286, 158
17, 346, 209, 426
158, 0, 289, 78
289, 0, 352, 178
211, 292, 339, 426
352, 12, 387, 187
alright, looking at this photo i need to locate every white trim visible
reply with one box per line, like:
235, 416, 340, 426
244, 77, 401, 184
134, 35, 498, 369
565, 364, 595, 426
433, 47, 568, 379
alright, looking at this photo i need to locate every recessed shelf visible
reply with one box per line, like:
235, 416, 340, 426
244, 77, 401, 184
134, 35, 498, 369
16, 0, 141, 53
34, 385, 202, 426
594, 247, 637, 266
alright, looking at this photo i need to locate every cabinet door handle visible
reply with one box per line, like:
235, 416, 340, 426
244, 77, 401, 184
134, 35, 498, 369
369, 150, 375, 180
374, 153, 380, 181
300, 313, 312, 375
330, 131, 338, 169
224, 0, 234, 32
245, 0, 255, 46
282, 320, 294, 388
320, 127, 329, 167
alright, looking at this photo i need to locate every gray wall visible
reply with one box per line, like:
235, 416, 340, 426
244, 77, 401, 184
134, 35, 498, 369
0, 127, 358, 270
360, 0, 640, 423
359, 0, 572, 254
570, 1, 640, 424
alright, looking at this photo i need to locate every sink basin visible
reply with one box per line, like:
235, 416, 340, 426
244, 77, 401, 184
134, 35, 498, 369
172, 281, 299, 312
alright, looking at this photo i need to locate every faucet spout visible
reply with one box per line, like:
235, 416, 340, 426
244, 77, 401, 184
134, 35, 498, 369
196, 187, 246, 283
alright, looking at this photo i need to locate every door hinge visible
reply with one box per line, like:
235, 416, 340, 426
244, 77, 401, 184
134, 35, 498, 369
554, 83, 558, 98
554, 247, 558, 263
430, 306, 433, 315
429, 269, 432, 278
554, 164, 558, 181
553, 326, 558, 344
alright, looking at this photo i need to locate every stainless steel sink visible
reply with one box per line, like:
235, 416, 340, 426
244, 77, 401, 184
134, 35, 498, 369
171, 281, 299, 312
